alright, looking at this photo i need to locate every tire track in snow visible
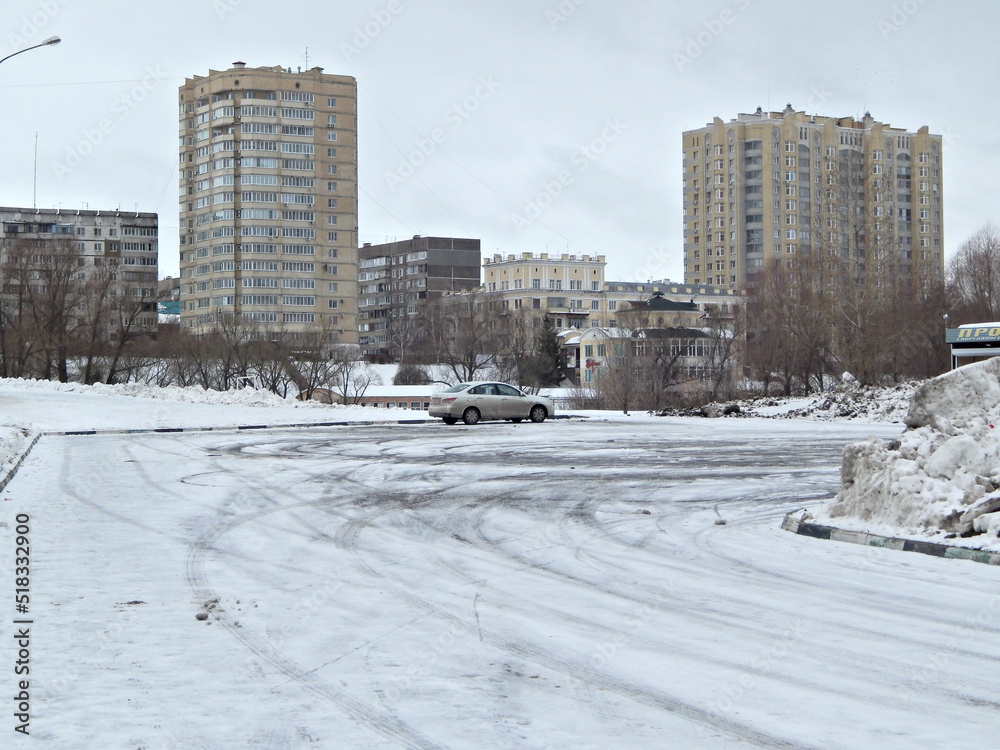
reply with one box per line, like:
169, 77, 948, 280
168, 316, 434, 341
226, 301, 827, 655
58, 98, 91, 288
332, 507, 820, 750
185, 497, 444, 750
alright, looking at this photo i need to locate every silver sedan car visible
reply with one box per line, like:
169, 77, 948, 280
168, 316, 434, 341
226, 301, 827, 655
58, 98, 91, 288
428, 382, 555, 425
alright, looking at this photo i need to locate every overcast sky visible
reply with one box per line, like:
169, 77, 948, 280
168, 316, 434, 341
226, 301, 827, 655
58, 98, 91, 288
2, 0, 995, 281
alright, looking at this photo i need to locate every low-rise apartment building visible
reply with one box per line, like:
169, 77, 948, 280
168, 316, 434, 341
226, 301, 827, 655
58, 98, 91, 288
480, 252, 741, 329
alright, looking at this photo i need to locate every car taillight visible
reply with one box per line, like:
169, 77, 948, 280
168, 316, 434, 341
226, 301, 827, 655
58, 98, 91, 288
442, 397, 457, 403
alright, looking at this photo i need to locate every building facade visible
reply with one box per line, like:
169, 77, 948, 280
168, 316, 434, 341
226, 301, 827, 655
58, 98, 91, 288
178, 62, 358, 342
357, 236, 481, 359
682, 106, 944, 292
0, 206, 159, 329
480, 252, 740, 329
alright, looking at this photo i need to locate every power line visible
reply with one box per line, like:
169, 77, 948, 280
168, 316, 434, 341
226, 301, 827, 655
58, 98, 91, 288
0, 78, 170, 89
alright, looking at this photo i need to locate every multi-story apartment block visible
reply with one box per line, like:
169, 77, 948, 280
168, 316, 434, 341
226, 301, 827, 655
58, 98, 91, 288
357, 236, 481, 359
178, 62, 358, 342
682, 106, 944, 293
0, 206, 159, 329
480, 252, 740, 329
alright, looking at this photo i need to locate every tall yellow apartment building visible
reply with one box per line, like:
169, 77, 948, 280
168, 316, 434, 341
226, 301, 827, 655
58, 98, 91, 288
682, 106, 943, 293
178, 62, 358, 342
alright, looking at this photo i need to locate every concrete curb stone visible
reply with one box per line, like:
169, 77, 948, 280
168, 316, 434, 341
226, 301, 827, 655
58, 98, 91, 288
781, 511, 1000, 566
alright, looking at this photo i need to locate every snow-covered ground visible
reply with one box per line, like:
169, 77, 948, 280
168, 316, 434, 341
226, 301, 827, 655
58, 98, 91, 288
1, 377, 999, 747
0, 377, 424, 437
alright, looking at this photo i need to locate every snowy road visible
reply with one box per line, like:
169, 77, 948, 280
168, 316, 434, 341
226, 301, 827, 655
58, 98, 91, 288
5, 417, 1000, 748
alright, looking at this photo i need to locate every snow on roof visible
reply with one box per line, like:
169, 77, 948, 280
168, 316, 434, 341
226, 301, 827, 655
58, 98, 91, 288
350, 386, 444, 397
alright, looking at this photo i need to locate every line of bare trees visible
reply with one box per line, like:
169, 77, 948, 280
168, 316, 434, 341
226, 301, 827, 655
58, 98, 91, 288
0, 237, 382, 401
11, 222, 1000, 403
0, 237, 157, 383
743, 222, 1000, 394
588, 303, 744, 413
399, 292, 566, 390
745, 252, 948, 393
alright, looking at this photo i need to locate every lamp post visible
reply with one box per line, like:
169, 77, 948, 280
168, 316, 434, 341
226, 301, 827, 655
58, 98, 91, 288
0, 36, 61, 66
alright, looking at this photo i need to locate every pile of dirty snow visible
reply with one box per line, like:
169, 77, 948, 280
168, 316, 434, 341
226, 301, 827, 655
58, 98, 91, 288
760, 375, 917, 422
813, 358, 1000, 549
663, 374, 918, 423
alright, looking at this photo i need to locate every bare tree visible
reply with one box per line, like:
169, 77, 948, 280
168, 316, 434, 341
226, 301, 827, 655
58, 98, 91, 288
424, 292, 496, 382
328, 344, 379, 404
2, 237, 86, 381
947, 224, 1000, 324
701, 302, 744, 400
105, 280, 157, 384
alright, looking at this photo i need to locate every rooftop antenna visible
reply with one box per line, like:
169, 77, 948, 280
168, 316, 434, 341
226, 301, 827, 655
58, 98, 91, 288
304, 46, 310, 69
32, 132, 38, 209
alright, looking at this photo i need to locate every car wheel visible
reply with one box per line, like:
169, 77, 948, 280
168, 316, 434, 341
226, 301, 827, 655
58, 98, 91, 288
510, 418, 523, 423
462, 407, 481, 425
442, 417, 458, 425
529, 405, 547, 423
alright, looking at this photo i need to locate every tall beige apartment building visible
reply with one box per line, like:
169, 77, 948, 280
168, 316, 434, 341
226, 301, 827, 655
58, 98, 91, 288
682, 106, 943, 293
178, 62, 358, 342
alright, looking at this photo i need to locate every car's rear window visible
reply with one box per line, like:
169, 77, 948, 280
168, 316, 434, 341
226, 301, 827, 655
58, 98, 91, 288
442, 383, 470, 393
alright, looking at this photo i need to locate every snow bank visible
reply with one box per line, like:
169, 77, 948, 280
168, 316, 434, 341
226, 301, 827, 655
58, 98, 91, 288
817, 358, 1000, 546
0, 426, 30, 485
0, 378, 331, 409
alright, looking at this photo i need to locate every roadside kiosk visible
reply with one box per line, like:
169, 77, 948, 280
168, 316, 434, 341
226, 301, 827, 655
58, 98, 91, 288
945, 323, 1000, 369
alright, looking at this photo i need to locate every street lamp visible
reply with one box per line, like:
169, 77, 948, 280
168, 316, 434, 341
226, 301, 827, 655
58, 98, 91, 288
0, 36, 61, 66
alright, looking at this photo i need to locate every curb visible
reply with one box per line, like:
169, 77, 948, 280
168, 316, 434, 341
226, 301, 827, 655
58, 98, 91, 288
41, 415, 589, 436
0, 431, 41, 493
781, 512, 1000, 566
43, 420, 437, 437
